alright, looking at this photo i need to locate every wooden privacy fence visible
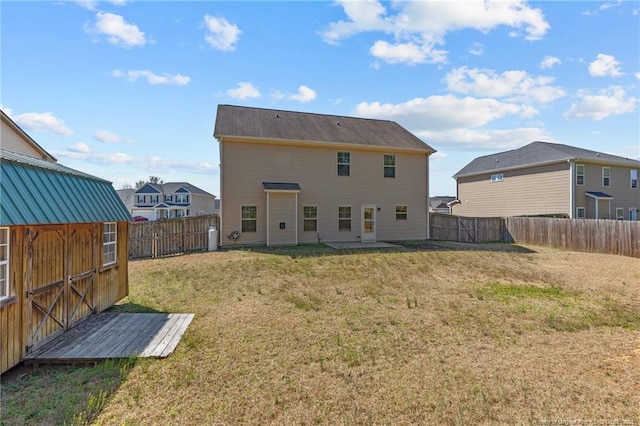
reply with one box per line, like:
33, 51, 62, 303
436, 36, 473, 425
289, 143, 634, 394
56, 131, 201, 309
128, 215, 219, 259
429, 212, 504, 243
505, 216, 640, 258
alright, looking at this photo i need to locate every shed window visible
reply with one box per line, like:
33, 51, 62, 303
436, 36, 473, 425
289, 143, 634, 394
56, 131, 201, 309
337, 152, 350, 176
303, 206, 317, 232
631, 170, 638, 189
242, 206, 257, 233
338, 206, 351, 231
384, 154, 396, 178
0, 228, 9, 299
602, 167, 610, 187
576, 164, 585, 186
396, 206, 408, 220
103, 222, 117, 266
491, 173, 503, 182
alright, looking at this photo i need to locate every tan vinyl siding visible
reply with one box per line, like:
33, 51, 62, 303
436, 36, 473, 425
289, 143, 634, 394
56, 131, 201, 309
220, 139, 428, 246
453, 163, 570, 217
189, 193, 216, 216
576, 163, 640, 219
1, 119, 48, 159
267, 193, 297, 246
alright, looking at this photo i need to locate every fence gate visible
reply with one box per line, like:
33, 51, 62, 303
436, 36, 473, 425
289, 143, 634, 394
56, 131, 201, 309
25, 226, 67, 352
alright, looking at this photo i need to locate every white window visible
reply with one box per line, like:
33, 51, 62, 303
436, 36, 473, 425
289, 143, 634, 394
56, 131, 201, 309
576, 164, 585, 186
395, 206, 407, 220
602, 167, 610, 187
384, 154, 396, 178
576, 207, 585, 219
136, 195, 145, 204
0, 228, 9, 300
631, 170, 638, 189
616, 208, 624, 220
491, 173, 504, 182
303, 206, 317, 232
176, 194, 189, 204
242, 206, 257, 233
338, 206, 351, 231
337, 152, 350, 176
103, 223, 117, 266
150, 195, 159, 204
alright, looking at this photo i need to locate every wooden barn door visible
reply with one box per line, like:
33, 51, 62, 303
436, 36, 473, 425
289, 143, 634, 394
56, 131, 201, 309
67, 224, 97, 328
25, 226, 67, 352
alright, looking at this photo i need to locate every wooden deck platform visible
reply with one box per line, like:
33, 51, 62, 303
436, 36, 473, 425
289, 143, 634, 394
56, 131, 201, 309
25, 312, 194, 365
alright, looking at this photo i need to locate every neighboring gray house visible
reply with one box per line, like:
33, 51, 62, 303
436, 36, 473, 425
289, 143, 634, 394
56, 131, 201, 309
452, 141, 640, 219
127, 182, 216, 220
214, 104, 436, 247
429, 196, 456, 214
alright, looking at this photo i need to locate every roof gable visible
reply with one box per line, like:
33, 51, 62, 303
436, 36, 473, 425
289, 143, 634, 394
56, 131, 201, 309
173, 187, 189, 194
214, 104, 435, 153
454, 141, 640, 178
135, 183, 162, 194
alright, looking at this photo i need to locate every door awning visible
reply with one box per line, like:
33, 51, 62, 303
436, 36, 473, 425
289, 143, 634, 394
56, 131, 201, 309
263, 182, 301, 192
585, 191, 613, 200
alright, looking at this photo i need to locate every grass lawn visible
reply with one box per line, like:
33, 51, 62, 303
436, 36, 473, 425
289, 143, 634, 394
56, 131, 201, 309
2, 243, 639, 425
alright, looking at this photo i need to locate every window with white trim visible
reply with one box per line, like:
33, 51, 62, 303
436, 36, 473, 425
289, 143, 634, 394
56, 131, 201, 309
576, 207, 585, 219
602, 167, 610, 187
631, 170, 638, 189
491, 173, 504, 182
150, 195, 159, 204
338, 206, 351, 231
136, 195, 145, 204
616, 208, 624, 220
576, 164, 585, 186
176, 194, 189, 204
0, 228, 9, 300
303, 206, 317, 232
102, 223, 117, 266
337, 152, 350, 176
241, 206, 257, 233
384, 154, 396, 178
395, 206, 407, 220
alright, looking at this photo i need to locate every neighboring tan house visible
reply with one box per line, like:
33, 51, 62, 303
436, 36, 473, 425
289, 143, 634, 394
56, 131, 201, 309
429, 196, 456, 214
128, 182, 216, 220
452, 141, 640, 219
213, 104, 436, 247
1, 110, 131, 374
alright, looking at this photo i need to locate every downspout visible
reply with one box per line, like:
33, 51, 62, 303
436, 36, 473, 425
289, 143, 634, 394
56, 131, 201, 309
426, 153, 430, 240
569, 160, 575, 219
266, 192, 270, 246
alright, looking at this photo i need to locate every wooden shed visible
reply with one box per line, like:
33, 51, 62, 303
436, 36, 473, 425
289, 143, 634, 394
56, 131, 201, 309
1, 128, 131, 373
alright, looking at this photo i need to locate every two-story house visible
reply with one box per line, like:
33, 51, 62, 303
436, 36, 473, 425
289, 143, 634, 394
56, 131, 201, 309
213, 104, 436, 247
452, 141, 640, 220
129, 182, 216, 220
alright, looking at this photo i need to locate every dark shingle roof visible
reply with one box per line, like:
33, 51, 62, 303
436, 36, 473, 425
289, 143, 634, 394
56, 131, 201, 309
214, 104, 434, 153
134, 182, 214, 197
454, 141, 640, 178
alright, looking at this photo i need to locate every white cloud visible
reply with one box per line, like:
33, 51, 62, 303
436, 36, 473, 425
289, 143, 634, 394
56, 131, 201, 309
54, 145, 215, 174
636, 72, 640, 80
94, 129, 133, 144
204, 15, 241, 51
288, 85, 317, 103
85, 12, 146, 48
12, 111, 74, 136
588, 54, 623, 77
468, 42, 484, 56
112, 69, 190, 85
322, 0, 549, 64
0, 105, 13, 116
540, 55, 561, 69
430, 152, 447, 160
416, 127, 554, 151
227, 82, 260, 99
444, 67, 566, 103
74, 1, 127, 11
563, 86, 637, 120
69, 142, 90, 154
354, 95, 530, 131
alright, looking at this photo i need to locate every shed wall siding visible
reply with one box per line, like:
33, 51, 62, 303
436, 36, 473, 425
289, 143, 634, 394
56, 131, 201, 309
220, 139, 428, 246
453, 163, 570, 217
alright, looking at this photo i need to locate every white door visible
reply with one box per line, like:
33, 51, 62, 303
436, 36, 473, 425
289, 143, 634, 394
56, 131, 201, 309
361, 204, 376, 242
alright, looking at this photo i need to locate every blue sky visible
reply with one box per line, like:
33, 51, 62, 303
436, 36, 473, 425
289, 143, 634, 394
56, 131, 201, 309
2, 1, 639, 198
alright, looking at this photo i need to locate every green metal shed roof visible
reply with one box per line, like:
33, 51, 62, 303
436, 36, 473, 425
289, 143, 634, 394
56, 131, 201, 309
0, 150, 132, 225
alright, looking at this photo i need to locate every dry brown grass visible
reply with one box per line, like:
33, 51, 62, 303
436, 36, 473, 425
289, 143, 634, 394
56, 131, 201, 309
5, 243, 639, 425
